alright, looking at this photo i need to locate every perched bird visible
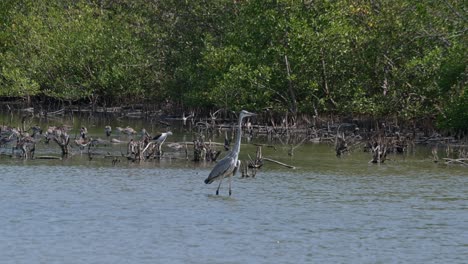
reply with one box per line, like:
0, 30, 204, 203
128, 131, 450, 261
80, 127, 88, 139
204, 110, 256, 196
115, 126, 124, 135
105, 125, 112, 138
110, 138, 125, 144
182, 112, 194, 126
89, 138, 107, 147
122, 126, 137, 136
152, 131, 173, 146
30, 125, 43, 137
0, 132, 16, 147
140, 128, 150, 139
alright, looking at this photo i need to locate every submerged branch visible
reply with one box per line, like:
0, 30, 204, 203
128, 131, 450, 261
263, 157, 296, 169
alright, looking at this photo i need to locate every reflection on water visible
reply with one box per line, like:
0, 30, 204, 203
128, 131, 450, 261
0, 112, 467, 263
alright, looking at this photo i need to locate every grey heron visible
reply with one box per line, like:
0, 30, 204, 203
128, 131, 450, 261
204, 110, 256, 196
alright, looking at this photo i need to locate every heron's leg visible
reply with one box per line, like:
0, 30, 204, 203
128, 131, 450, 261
228, 175, 232, 196
230, 161, 240, 196
216, 175, 225, 195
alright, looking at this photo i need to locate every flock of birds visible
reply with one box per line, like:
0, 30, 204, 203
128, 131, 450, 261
71, 125, 173, 149
0, 110, 257, 196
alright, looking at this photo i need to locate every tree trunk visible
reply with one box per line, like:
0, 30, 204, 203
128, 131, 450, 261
284, 55, 298, 117
320, 48, 337, 108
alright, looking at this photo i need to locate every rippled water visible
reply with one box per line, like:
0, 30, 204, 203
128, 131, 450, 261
1, 111, 467, 263
0, 145, 467, 263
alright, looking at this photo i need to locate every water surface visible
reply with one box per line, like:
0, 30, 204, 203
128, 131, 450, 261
0, 112, 467, 263
1, 144, 467, 263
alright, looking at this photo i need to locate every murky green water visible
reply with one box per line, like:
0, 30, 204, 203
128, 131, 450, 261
0, 113, 467, 263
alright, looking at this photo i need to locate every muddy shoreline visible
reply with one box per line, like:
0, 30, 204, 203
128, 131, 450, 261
0, 99, 464, 141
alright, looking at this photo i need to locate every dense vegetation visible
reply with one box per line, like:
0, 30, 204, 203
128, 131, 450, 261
0, 0, 466, 131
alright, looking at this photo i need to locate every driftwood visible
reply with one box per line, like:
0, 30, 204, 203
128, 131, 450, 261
41, 108, 65, 117
369, 143, 387, 164
430, 144, 467, 165
3, 109, 467, 167
432, 146, 439, 163
288, 137, 307, 156
43, 126, 72, 156
241, 145, 296, 178
15, 135, 36, 159
242, 146, 264, 178
263, 157, 296, 169
193, 136, 221, 162
3, 117, 39, 159
127, 138, 153, 161
335, 133, 348, 157
125, 135, 171, 161
52, 132, 70, 155
35, 155, 62, 160
443, 158, 468, 166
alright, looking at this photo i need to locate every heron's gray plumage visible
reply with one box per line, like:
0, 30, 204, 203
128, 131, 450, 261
204, 110, 255, 195
204, 152, 238, 184
153, 131, 172, 145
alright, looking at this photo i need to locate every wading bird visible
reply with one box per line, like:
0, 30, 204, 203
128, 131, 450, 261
204, 110, 256, 196
152, 131, 173, 146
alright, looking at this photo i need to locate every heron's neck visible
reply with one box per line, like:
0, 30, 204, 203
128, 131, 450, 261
233, 116, 244, 154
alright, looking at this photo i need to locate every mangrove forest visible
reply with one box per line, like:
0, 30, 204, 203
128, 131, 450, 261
0, 0, 466, 133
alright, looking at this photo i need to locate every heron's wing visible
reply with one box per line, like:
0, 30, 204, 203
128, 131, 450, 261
205, 156, 236, 184
232, 160, 241, 176
152, 134, 162, 140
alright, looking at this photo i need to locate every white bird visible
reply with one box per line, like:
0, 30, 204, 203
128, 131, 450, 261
152, 131, 173, 146
122, 126, 137, 135
204, 110, 256, 196
115, 126, 124, 135
141, 128, 150, 139
182, 111, 194, 126
80, 127, 88, 139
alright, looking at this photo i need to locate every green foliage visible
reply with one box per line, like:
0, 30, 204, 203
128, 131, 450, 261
0, 0, 159, 103
438, 90, 468, 132
0, 67, 40, 97
0, 0, 466, 130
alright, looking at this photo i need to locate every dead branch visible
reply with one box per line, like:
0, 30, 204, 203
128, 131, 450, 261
263, 157, 296, 169
443, 158, 468, 166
